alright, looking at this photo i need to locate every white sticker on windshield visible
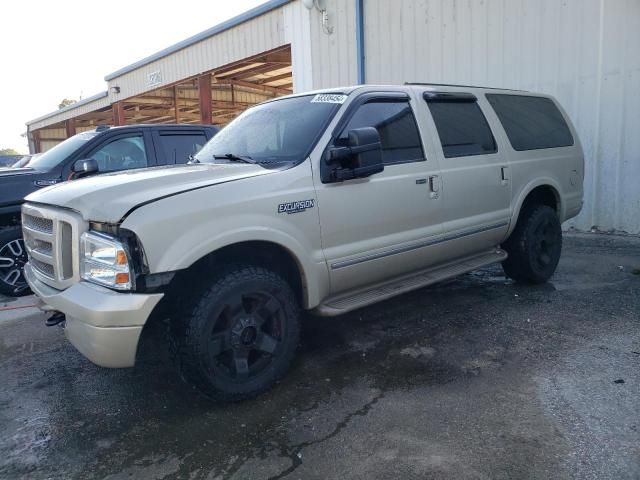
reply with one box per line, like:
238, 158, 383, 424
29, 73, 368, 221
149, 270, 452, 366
311, 94, 348, 104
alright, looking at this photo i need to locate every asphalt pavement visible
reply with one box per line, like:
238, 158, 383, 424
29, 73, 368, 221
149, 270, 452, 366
0, 232, 639, 480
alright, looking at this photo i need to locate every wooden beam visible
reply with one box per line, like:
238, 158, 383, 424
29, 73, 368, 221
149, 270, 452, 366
112, 101, 125, 126
32, 130, 41, 153
198, 74, 212, 124
260, 72, 293, 85
173, 86, 179, 123
216, 78, 290, 95
229, 63, 286, 80
65, 119, 76, 138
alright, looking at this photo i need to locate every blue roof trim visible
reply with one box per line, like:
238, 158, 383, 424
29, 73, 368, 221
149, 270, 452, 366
26, 91, 109, 126
104, 0, 294, 81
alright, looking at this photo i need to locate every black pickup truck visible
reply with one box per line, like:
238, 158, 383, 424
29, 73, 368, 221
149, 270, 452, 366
0, 124, 217, 296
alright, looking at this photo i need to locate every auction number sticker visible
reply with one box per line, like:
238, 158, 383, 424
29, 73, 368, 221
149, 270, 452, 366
311, 94, 348, 104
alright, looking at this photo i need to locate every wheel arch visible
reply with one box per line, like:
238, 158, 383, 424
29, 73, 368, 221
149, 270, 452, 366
156, 237, 323, 311
0, 206, 22, 228
508, 180, 563, 237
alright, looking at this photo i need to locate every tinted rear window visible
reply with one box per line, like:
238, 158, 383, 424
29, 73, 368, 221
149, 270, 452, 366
158, 133, 207, 164
486, 94, 573, 151
426, 101, 497, 158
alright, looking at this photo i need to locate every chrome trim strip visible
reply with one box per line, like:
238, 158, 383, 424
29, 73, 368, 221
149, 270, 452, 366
330, 221, 509, 270
24, 244, 54, 264
22, 225, 54, 242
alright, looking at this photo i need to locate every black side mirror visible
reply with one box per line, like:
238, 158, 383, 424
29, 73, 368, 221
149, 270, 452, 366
72, 159, 99, 178
324, 127, 384, 182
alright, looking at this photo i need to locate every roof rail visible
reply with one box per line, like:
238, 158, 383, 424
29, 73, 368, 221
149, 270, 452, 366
404, 82, 525, 92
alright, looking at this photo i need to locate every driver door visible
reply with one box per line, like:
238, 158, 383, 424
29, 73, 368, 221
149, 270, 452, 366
84, 131, 153, 174
313, 92, 444, 294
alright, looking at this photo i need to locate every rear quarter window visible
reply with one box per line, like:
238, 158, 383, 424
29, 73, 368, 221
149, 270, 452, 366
486, 94, 573, 151
158, 132, 207, 164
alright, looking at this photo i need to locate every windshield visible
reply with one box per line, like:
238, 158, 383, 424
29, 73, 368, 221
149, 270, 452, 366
195, 94, 344, 166
28, 131, 99, 171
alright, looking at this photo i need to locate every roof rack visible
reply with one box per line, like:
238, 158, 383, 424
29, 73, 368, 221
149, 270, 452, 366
404, 82, 525, 92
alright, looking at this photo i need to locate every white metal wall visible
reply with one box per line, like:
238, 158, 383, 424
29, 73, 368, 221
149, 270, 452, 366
106, 7, 290, 102
27, 93, 111, 131
350, 0, 640, 233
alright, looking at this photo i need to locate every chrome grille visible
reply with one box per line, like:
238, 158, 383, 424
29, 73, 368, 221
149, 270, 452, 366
21, 204, 87, 290
23, 214, 53, 233
30, 258, 55, 278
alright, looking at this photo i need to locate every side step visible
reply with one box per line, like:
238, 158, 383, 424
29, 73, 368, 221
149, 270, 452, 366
314, 248, 507, 316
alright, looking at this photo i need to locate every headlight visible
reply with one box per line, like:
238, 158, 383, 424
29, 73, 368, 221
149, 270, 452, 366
80, 231, 133, 290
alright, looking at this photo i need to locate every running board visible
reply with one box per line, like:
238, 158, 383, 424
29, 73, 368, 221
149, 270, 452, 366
314, 249, 507, 317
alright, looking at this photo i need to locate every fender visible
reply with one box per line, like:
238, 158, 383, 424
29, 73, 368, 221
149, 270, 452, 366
125, 206, 330, 309
178, 227, 327, 309
507, 177, 563, 237
0, 203, 23, 225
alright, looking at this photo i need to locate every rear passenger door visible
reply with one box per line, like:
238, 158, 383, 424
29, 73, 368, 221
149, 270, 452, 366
422, 91, 511, 257
153, 129, 209, 165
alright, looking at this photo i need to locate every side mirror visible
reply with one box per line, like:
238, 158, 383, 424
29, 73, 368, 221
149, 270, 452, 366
72, 158, 99, 178
324, 127, 384, 182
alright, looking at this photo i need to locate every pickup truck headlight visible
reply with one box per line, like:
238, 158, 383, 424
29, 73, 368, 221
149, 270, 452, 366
80, 231, 133, 290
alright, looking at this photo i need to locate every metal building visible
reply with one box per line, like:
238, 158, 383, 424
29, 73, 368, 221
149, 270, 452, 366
25, 0, 640, 233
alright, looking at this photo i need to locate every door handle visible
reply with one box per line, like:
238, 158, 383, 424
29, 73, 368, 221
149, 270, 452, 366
428, 175, 440, 199
501, 166, 509, 185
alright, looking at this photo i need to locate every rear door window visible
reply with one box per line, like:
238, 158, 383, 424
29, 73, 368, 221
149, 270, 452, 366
157, 132, 208, 164
338, 99, 424, 165
425, 96, 497, 158
486, 94, 573, 151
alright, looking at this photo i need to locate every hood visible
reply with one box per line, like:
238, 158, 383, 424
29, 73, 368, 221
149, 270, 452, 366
25, 163, 273, 223
0, 167, 36, 177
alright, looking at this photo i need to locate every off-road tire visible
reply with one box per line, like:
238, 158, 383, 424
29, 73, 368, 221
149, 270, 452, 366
501, 205, 562, 284
0, 226, 31, 297
171, 265, 300, 402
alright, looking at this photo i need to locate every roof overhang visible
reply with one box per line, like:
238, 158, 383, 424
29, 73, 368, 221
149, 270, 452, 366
104, 0, 294, 82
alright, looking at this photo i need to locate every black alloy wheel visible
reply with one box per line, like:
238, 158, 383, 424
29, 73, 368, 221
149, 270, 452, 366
502, 205, 562, 284
0, 227, 31, 297
173, 265, 300, 402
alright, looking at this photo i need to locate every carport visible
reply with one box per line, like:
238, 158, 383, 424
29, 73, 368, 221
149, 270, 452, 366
25, 0, 307, 153
27, 45, 293, 153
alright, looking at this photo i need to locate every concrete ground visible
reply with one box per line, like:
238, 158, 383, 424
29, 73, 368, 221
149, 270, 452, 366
0, 233, 638, 480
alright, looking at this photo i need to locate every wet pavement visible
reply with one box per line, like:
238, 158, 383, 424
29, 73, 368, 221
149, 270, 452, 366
1, 232, 639, 480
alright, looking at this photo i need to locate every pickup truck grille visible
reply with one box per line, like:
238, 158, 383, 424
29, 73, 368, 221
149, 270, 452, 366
22, 204, 87, 290
23, 214, 53, 234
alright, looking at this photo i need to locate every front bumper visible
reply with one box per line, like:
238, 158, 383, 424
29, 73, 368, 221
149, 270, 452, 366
25, 263, 163, 368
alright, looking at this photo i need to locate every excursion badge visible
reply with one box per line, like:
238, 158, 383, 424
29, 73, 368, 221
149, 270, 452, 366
278, 199, 315, 214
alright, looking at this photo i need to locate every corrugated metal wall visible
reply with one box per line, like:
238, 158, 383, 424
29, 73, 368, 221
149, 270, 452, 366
352, 0, 639, 233
107, 8, 289, 102
27, 93, 111, 131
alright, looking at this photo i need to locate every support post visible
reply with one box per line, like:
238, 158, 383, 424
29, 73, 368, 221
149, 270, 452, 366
112, 101, 125, 126
198, 74, 212, 124
33, 130, 41, 153
65, 118, 76, 138
174, 85, 180, 123
355, 0, 366, 84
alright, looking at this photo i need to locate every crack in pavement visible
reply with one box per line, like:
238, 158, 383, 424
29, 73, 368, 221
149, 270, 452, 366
265, 389, 385, 480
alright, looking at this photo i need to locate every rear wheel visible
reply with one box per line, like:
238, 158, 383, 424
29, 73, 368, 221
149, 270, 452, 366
0, 227, 31, 297
172, 265, 300, 402
501, 205, 562, 284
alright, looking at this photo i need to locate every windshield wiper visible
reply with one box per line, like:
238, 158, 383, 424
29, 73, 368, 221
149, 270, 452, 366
212, 153, 257, 164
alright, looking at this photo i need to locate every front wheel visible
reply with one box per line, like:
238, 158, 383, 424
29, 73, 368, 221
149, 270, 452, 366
501, 205, 562, 284
172, 265, 300, 402
0, 227, 31, 297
